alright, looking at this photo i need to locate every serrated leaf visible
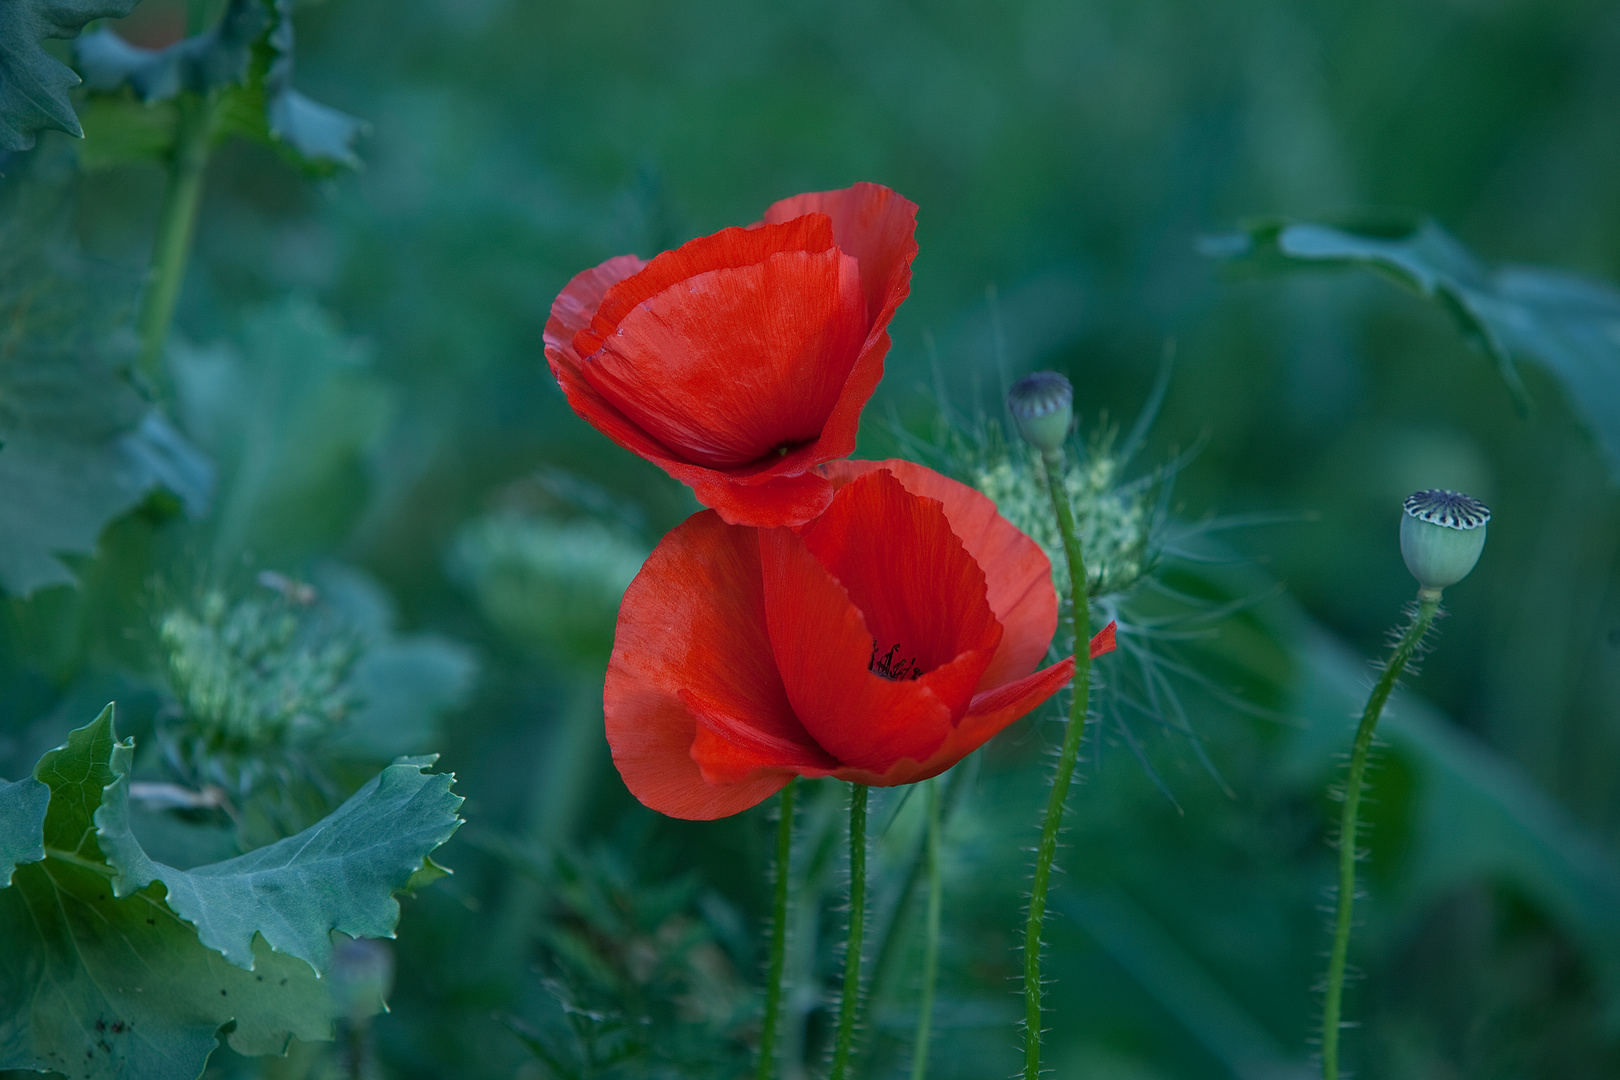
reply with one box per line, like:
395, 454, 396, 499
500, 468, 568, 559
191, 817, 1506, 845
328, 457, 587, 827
1207, 218, 1620, 482
96, 740, 463, 972
0, 705, 336, 1078
0, 0, 139, 149
75, 0, 264, 101
74, 0, 365, 173
0, 187, 216, 594
0, 775, 48, 885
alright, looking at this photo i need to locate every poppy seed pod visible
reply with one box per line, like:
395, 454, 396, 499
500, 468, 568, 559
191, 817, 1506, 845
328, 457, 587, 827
1007, 371, 1074, 457
1400, 489, 1490, 592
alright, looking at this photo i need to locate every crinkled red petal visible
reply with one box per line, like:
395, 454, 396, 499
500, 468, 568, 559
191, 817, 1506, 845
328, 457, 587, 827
758, 524, 956, 772
604, 510, 833, 820
822, 459, 1058, 691
830, 655, 1077, 788
763, 183, 918, 327
576, 215, 836, 358
581, 248, 867, 468
797, 470, 1000, 683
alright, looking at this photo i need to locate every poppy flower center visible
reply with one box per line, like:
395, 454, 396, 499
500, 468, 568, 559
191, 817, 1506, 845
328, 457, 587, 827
869, 640, 924, 681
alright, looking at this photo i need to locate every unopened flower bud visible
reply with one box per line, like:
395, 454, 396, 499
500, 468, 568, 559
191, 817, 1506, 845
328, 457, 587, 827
1400, 489, 1489, 593
1007, 371, 1074, 457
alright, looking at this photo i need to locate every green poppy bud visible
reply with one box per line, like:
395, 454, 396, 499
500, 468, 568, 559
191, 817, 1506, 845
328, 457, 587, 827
1400, 489, 1489, 593
1007, 371, 1074, 457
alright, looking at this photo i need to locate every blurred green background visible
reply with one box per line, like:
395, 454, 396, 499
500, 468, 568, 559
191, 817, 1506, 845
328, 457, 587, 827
4, 0, 1620, 1076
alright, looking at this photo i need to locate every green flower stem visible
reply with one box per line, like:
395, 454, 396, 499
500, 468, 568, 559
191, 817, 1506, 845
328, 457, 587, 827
756, 778, 797, 1080
1321, 588, 1441, 1080
136, 92, 216, 386
829, 782, 869, 1080
1024, 448, 1092, 1080
909, 777, 944, 1080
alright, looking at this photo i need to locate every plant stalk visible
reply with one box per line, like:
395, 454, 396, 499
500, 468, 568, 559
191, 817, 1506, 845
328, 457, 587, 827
757, 778, 797, 1080
829, 782, 868, 1080
1321, 589, 1441, 1080
135, 92, 215, 386
909, 778, 944, 1080
1023, 448, 1092, 1080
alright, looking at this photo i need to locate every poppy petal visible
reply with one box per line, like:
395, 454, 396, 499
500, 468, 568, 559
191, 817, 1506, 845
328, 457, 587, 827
546, 254, 687, 468
546, 254, 648, 362
932, 656, 1078, 772
1090, 620, 1117, 658
797, 470, 1001, 689
762, 183, 918, 327
605, 510, 830, 820
581, 248, 868, 469
674, 465, 835, 528
575, 216, 836, 359
822, 460, 1058, 691
758, 523, 957, 772
684, 689, 839, 785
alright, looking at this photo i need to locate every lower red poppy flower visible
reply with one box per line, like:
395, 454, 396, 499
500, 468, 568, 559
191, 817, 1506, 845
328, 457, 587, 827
605, 459, 1116, 820
545, 183, 918, 528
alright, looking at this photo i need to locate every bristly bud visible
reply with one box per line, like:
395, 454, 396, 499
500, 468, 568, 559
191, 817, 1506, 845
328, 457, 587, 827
1007, 371, 1074, 457
1400, 489, 1489, 593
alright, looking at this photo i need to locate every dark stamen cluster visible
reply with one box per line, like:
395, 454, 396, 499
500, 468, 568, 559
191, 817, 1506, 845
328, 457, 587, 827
869, 641, 923, 681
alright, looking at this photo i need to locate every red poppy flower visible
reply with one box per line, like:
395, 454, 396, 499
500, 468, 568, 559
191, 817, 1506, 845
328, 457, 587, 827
545, 183, 918, 527
605, 459, 1117, 820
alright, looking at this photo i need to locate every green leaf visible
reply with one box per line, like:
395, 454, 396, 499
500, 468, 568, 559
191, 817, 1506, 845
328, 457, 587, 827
0, 182, 215, 595
0, 0, 139, 149
0, 704, 461, 1078
0, 775, 48, 885
170, 297, 394, 560
74, 0, 365, 173
0, 705, 336, 1078
96, 743, 463, 973
1207, 218, 1620, 481
74, 0, 263, 101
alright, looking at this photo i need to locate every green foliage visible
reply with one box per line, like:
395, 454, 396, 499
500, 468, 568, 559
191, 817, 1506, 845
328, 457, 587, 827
0, 179, 212, 596
500, 844, 756, 1079
0, 0, 137, 149
151, 566, 473, 845
72, 0, 364, 173
0, 704, 460, 1079
1210, 219, 1620, 482
159, 586, 358, 750
451, 510, 647, 666
0, 775, 48, 884
170, 297, 392, 561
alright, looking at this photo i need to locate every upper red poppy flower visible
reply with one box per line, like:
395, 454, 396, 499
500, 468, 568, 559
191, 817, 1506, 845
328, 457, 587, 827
605, 459, 1116, 820
545, 183, 919, 527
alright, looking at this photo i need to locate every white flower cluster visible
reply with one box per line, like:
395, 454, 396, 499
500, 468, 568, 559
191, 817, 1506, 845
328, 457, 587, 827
972, 442, 1153, 600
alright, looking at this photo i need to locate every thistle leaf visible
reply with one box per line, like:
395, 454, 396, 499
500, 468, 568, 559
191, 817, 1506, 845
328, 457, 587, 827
0, 704, 462, 1078
0, 0, 139, 149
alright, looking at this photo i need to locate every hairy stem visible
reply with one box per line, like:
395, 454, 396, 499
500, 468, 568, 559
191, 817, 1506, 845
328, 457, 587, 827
1321, 590, 1440, 1080
829, 782, 868, 1080
757, 778, 797, 1080
1024, 448, 1092, 1080
909, 778, 943, 1080
136, 92, 215, 385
